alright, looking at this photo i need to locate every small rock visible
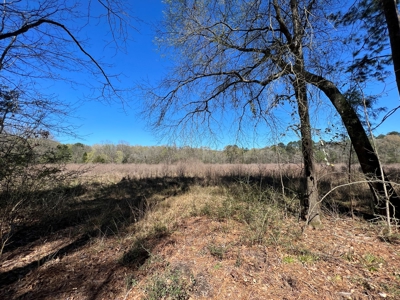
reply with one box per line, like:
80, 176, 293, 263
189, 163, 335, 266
378, 292, 387, 298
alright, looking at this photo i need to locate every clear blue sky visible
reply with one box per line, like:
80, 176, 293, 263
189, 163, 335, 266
56, 0, 400, 147
57, 0, 167, 146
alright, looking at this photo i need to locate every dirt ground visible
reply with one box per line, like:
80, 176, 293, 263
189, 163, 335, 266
1, 213, 399, 300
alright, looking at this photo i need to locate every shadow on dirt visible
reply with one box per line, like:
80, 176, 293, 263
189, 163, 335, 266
0, 232, 93, 288
0, 172, 377, 299
1, 228, 173, 300
0, 176, 193, 296
1, 176, 193, 253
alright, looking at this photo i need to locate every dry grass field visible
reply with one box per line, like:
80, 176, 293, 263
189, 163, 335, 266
1, 162, 400, 299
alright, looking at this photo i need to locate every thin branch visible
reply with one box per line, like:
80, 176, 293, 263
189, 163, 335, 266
372, 104, 400, 130
0, 18, 115, 91
0, 36, 17, 71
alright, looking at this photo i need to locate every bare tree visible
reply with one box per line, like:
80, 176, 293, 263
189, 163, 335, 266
0, 0, 135, 146
0, 0, 135, 179
0, 0, 135, 254
0, 0, 134, 99
144, 0, 399, 221
144, 0, 328, 224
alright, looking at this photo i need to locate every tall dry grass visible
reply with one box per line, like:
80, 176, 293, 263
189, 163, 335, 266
65, 162, 400, 218
66, 162, 304, 182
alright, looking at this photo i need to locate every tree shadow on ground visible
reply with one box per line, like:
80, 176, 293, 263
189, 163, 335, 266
0, 172, 378, 299
216, 173, 376, 218
0, 232, 93, 289
1, 227, 172, 300
0, 176, 194, 297
1, 176, 193, 253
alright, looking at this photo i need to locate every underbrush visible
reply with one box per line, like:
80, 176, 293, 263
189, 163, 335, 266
0, 164, 87, 256
2, 163, 400, 299
2, 162, 398, 258
191, 179, 300, 245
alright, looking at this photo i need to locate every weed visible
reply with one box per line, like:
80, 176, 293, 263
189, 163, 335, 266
152, 223, 169, 238
124, 273, 138, 290
145, 269, 190, 300
343, 247, 356, 262
213, 263, 222, 270
331, 274, 342, 282
298, 253, 319, 264
349, 276, 376, 291
288, 248, 319, 264
190, 201, 198, 216
215, 198, 238, 221
208, 243, 227, 260
362, 253, 384, 272
395, 272, 400, 280
282, 255, 296, 264
199, 203, 212, 216
221, 181, 293, 245
380, 282, 400, 297
380, 231, 400, 244
235, 250, 242, 267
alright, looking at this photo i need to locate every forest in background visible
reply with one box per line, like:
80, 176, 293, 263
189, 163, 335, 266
37, 131, 400, 165
2, 0, 400, 297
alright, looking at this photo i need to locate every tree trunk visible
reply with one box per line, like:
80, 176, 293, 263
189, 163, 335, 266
304, 71, 400, 218
293, 78, 321, 225
382, 0, 400, 96
289, 0, 321, 226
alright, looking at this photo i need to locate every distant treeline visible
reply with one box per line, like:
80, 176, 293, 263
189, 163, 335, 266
34, 132, 400, 165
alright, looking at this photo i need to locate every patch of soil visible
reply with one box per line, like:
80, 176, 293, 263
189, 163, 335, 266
1, 216, 400, 299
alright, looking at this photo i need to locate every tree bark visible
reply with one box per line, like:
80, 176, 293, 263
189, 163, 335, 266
290, 0, 321, 225
304, 71, 400, 218
382, 0, 400, 96
293, 78, 321, 225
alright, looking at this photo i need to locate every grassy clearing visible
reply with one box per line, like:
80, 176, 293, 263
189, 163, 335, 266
1, 163, 400, 299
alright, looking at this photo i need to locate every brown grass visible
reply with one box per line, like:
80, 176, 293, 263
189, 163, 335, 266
1, 163, 400, 299
65, 162, 304, 180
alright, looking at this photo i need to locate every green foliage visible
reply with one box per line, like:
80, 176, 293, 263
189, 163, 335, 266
297, 250, 319, 264
151, 223, 169, 238
387, 131, 400, 136
223, 145, 245, 163
82, 152, 88, 163
285, 141, 299, 156
115, 150, 124, 164
41, 144, 72, 163
282, 256, 296, 264
283, 248, 320, 264
84, 151, 96, 163
70, 143, 89, 163
0, 88, 20, 114
314, 149, 326, 163
208, 181, 299, 245
92, 154, 108, 163
124, 273, 138, 290
343, 88, 386, 123
376, 134, 400, 163
0, 137, 34, 181
332, 0, 393, 83
21, 131, 400, 166
362, 253, 385, 272
0, 88, 80, 255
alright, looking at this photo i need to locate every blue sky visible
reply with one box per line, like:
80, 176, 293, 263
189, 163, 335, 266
55, 0, 400, 148
56, 0, 167, 146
